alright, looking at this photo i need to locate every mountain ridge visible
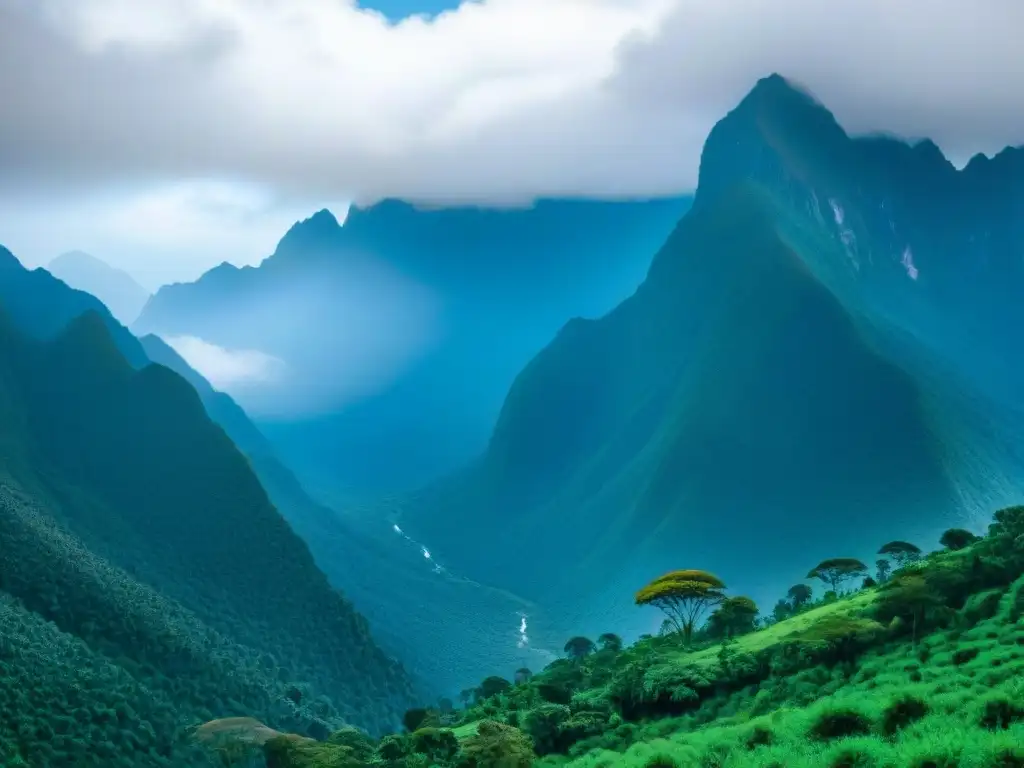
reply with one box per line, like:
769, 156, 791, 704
133, 196, 693, 492
48, 250, 151, 325
398, 75, 1024, 651
0, 250, 419, 751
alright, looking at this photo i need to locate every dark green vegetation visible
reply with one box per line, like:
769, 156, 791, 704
230, 516, 1024, 767
0, 251, 415, 765
402, 74, 1024, 648
134, 197, 691, 494
5, 244, 562, 700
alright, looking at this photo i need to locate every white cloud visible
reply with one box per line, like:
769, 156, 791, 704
1, 0, 1022, 277
0, 180, 345, 287
164, 334, 287, 389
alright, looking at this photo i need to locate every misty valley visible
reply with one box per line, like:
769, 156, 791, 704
2, 39, 1024, 768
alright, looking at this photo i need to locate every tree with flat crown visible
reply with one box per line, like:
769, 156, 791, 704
939, 528, 979, 551
807, 558, 868, 593
878, 541, 922, 568
635, 570, 726, 645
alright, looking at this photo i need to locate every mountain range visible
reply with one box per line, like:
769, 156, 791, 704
6, 72, 1024, 720
0, 247, 416, 764
48, 250, 151, 325
1, 246, 565, 703
133, 198, 691, 494
397, 74, 1024, 643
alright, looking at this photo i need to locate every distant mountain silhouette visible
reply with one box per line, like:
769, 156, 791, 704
0, 251, 416, 761
0, 246, 148, 366
133, 198, 691, 493
2, 246, 347, 555
400, 74, 1024, 644
48, 250, 151, 324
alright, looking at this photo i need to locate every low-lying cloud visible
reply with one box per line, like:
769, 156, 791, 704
164, 334, 287, 390
0, 0, 1021, 284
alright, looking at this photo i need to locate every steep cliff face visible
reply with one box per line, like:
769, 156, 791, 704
402, 76, 1024, 639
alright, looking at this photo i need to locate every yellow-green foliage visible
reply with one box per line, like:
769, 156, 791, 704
437, 519, 1024, 767
264, 733, 364, 768
460, 721, 536, 768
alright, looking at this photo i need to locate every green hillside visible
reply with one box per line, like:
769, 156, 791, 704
202, 505, 1024, 768
0, 307, 415, 765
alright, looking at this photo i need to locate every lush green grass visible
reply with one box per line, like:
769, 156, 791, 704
228, 507, 1024, 767
670, 589, 878, 669
542, 604, 1024, 768
451, 721, 483, 741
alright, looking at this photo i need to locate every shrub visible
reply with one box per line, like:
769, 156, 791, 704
961, 589, 1003, 624
881, 694, 928, 736
808, 707, 873, 741
521, 704, 571, 755
411, 727, 459, 762
829, 746, 879, 768
744, 724, 773, 748
459, 720, 536, 768
952, 647, 980, 666
326, 726, 376, 760
376, 734, 411, 761
263, 734, 363, 768
645, 757, 680, 768
978, 694, 1024, 730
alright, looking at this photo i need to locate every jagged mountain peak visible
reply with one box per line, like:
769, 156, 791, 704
694, 74, 850, 206
273, 207, 344, 257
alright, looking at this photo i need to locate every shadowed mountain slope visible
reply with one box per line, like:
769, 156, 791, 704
133, 198, 691, 493
1, 246, 553, 699
0, 268, 416, 764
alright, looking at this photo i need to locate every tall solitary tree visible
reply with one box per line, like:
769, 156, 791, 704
563, 636, 596, 660
635, 570, 726, 645
787, 584, 813, 610
807, 559, 868, 593
939, 528, 979, 551
878, 541, 922, 568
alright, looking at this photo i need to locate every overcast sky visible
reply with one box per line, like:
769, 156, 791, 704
1, 0, 1022, 287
